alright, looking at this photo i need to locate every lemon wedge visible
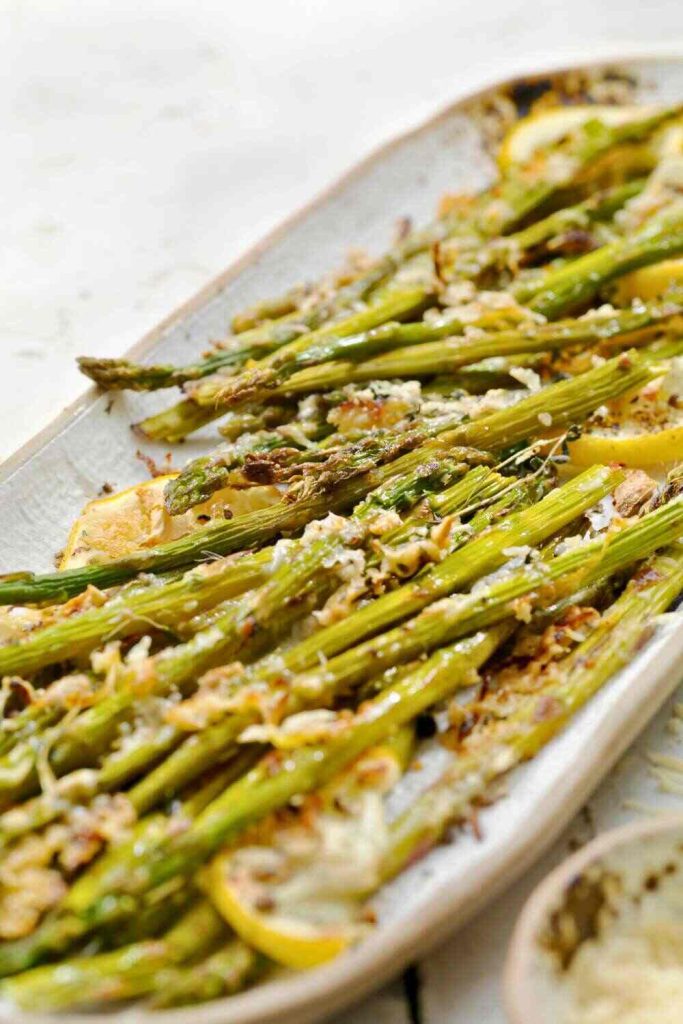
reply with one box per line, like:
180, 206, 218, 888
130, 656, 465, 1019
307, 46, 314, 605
613, 258, 683, 302
205, 876, 353, 970
204, 741, 410, 969
567, 358, 683, 469
568, 424, 683, 468
60, 475, 281, 569
498, 104, 658, 171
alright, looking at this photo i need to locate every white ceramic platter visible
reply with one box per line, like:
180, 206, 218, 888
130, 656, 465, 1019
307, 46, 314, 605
2, 53, 683, 1024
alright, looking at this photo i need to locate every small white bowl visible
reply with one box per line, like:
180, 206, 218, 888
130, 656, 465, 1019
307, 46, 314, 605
504, 813, 683, 1024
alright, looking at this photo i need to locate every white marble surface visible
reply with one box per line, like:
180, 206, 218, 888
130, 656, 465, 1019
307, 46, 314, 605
3, 3, 683, 1022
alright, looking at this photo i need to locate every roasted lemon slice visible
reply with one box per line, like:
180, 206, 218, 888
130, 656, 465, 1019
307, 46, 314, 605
61, 475, 281, 569
498, 104, 658, 171
568, 423, 683, 468
568, 357, 683, 469
203, 740, 410, 969
206, 876, 353, 970
613, 258, 683, 302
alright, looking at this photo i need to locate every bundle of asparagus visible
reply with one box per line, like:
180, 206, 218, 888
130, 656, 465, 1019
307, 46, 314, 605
0, 96, 683, 1012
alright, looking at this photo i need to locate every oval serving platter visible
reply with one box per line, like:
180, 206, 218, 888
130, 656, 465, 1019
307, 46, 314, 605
2, 52, 683, 1024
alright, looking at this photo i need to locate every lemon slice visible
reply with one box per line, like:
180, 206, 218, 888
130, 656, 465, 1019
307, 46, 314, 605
613, 258, 683, 302
204, 741, 409, 969
654, 123, 683, 160
60, 475, 281, 569
205, 873, 353, 969
498, 105, 658, 171
568, 424, 683, 468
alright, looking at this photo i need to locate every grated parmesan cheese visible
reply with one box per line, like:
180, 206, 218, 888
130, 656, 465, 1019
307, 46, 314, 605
509, 365, 542, 391
585, 496, 617, 533
565, 919, 683, 1024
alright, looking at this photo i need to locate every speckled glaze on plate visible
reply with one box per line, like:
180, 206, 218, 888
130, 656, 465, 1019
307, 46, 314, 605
1, 52, 683, 1024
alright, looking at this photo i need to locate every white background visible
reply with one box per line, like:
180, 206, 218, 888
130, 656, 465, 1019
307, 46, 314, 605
3, 3, 683, 1022
1, 0, 682, 458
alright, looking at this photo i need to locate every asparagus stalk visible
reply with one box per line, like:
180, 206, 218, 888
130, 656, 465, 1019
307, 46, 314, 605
0, 898, 226, 1011
268, 297, 682, 399
0, 473, 535, 821
0, 459, 485, 802
518, 201, 683, 318
131, 283, 429, 434
291, 490, 683, 703
216, 401, 296, 440
185, 305, 502, 413
383, 542, 683, 879
94, 627, 516, 915
5, 537, 676, 1008
0, 758, 254, 978
0, 626, 509, 980
490, 105, 681, 233
0, 482, 676, 980
16, 537, 674, 1011
124, 467, 617, 816
84, 108, 677, 403
78, 346, 276, 393
149, 940, 265, 1008
213, 426, 441, 495
445, 178, 645, 281
0, 349, 655, 607
0, 443, 482, 607
70, 464, 506, 768
79, 256, 409, 392
119, 471, 532, 816
507, 178, 645, 250
183, 463, 511, 635
0, 548, 274, 679
141, 310, 481, 443
231, 284, 306, 332
138, 465, 682, 817
163, 420, 334, 514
